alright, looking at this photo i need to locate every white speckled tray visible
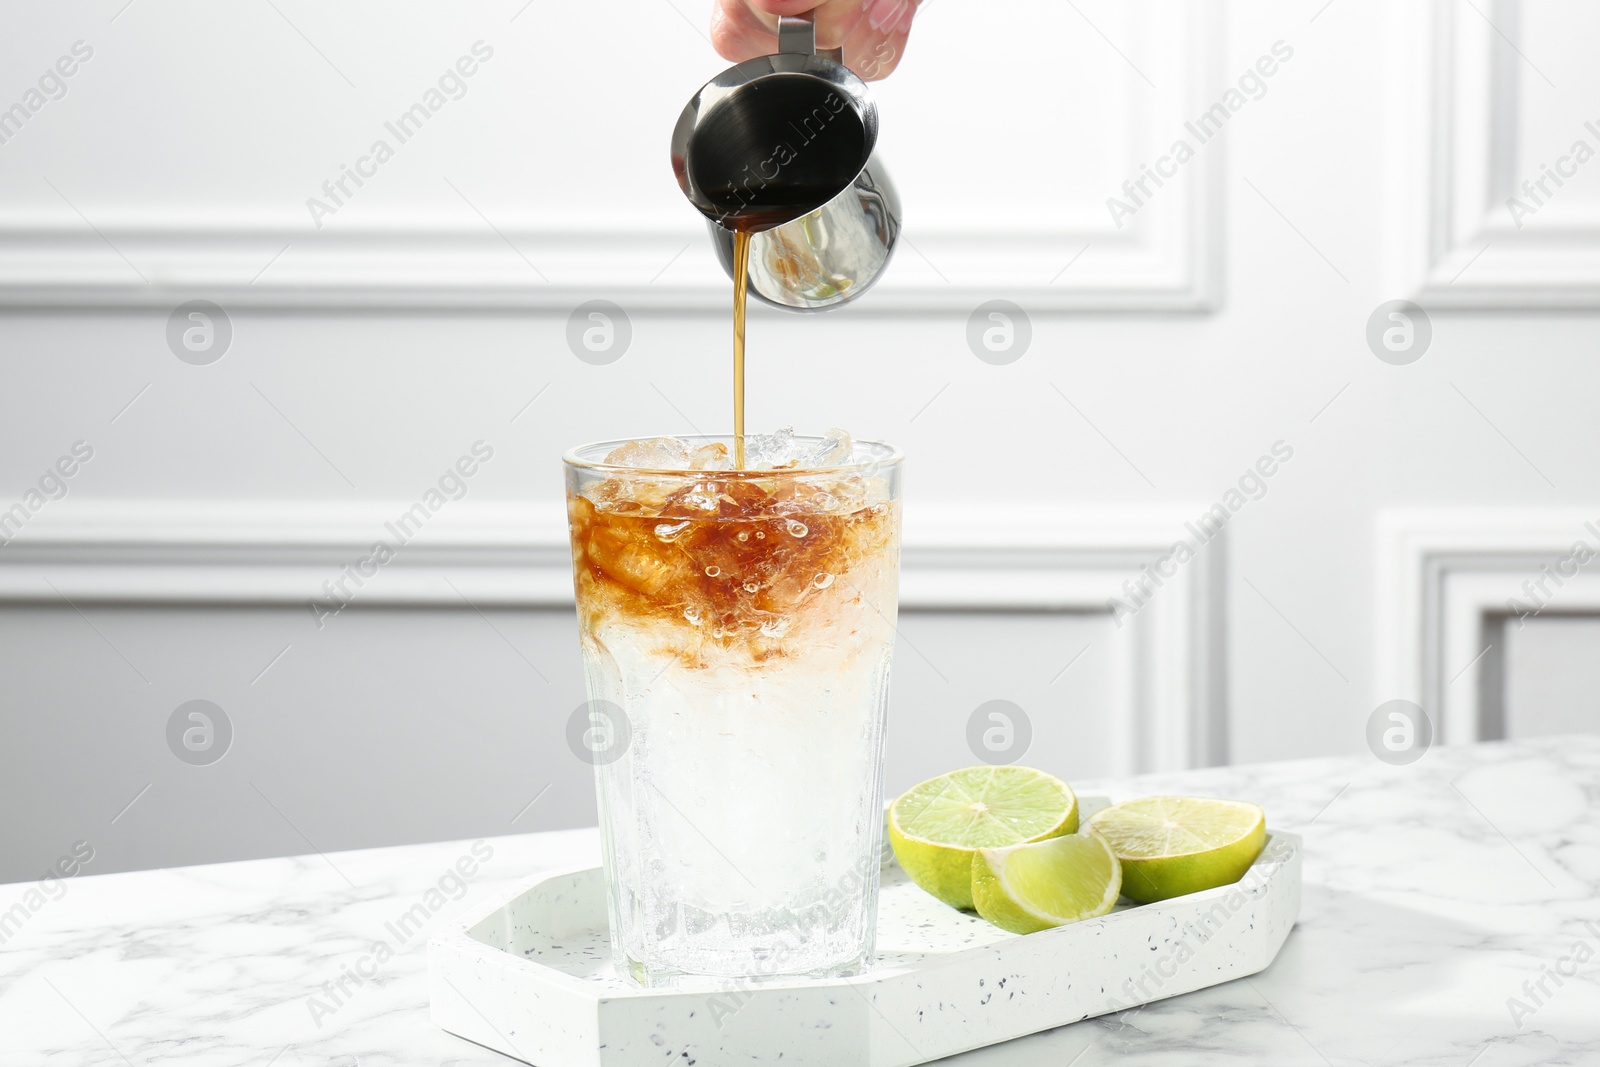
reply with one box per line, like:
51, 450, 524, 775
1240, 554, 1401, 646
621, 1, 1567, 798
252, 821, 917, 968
428, 798, 1300, 1067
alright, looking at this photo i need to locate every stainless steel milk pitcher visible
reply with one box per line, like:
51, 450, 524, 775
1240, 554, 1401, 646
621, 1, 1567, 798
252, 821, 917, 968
670, 12, 901, 311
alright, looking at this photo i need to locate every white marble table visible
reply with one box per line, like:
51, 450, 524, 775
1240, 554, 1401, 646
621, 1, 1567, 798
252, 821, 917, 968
4, 735, 1598, 1066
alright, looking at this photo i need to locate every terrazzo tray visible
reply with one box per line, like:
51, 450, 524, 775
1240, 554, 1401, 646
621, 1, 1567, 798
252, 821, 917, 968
428, 797, 1301, 1067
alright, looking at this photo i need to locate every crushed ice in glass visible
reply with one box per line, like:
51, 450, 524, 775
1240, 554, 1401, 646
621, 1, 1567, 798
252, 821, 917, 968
603, 428, 855, 471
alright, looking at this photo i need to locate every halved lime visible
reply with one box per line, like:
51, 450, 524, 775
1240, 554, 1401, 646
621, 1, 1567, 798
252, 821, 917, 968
972, 831, 1122, 934
888, 766, 1077, 910
1086, 796, 1266, 903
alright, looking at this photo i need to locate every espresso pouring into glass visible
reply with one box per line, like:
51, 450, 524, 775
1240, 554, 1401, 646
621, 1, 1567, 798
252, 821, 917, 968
554, 16, 907, 986
670, 11, 902, 466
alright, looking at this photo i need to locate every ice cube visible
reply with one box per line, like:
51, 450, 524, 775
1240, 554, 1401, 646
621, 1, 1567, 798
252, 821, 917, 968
794, 428, 852, 468
603, 437, 691, 469
742, 427, 797, 470
740, 427, 854, 470
689, 441, 732, 470
585, 523, 693, 598
661, 481, 724, 515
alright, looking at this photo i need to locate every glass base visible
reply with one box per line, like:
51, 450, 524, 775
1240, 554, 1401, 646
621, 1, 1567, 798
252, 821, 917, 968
623, 950, 873, 991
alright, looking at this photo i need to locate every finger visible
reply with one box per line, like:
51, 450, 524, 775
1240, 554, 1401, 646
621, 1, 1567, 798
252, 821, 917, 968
859, 0, 915, 35
744, 0, 855, 49
712, 0, 919, 79
841, 2, 916, 80
711, 0, 779, 64
713, 0, 863, 62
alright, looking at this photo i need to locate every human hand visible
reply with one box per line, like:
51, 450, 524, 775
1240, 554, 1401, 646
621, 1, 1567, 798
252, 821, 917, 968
711, 0, 922, 81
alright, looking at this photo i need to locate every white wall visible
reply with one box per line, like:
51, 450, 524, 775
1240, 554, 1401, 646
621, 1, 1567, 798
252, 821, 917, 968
3, 0, 1598, 881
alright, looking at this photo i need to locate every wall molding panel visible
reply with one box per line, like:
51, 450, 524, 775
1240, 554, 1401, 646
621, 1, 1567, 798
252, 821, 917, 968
1391, 0, 1600, 307
1, 501, 1227, 773
1377, 508, 1600, 746
0, 5, 1220, 312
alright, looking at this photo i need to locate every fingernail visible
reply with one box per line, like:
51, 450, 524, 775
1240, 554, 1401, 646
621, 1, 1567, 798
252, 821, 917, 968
865, 0, 908, 33
896, 4, 916, 34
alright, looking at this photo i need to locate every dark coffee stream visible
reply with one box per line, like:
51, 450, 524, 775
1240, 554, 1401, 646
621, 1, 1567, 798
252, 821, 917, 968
732, 228, 751, 470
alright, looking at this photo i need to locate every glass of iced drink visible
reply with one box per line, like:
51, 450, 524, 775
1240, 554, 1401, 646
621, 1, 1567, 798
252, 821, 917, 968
563, 430, 902, 985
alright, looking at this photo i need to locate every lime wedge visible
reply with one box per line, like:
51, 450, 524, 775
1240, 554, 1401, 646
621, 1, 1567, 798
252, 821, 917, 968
1086, 796, 1266, 903
888, 766, 1077, 910
972, 831, 1122, 934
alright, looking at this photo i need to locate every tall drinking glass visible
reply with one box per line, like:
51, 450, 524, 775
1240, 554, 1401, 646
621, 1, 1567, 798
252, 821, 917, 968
563, 435, 902, 985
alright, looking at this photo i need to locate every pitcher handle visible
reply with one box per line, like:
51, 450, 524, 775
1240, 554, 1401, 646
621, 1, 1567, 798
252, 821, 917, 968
777, 10, 843, 63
